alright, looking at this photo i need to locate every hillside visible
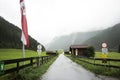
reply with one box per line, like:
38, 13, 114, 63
84, 23, 120, 51
47, 30, 102, 50
0, 16, 45, 51
47, 23, 120, 51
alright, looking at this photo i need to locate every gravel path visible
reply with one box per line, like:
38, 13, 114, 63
40, 53, 102, 80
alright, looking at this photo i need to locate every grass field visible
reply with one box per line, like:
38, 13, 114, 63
0, 49, 57, 80
67, 52, 120, 78
95, 52, 120, 59
16, 56, 58, 80
0, 49, 47, 60
0, 54, 58, 80
70, 57, 120, 78
0, 49, 47, 71
84, 52, 120, 66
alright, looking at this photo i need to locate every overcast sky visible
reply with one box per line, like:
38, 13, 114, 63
0, 0, 120, 46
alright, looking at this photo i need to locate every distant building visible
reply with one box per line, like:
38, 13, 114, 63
69, 45, 89, 57
46, 51, 58, 55
64, 51, 70, 55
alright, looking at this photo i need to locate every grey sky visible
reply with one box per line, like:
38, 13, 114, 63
0, 0, 120, 45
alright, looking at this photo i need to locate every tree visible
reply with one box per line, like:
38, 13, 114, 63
0, 16, 45, 51
85, 46, 95, 57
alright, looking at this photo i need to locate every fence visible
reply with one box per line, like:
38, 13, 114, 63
74, 56, 120, 69
0, 55, 55, 76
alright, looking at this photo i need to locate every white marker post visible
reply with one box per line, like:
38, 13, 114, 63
37, 44, 42, 66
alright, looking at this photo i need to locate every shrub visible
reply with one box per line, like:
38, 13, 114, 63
85, 46, 95, 57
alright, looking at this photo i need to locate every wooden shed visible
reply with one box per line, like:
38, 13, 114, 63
70, 45, 89, 57
46, 51, 58, 55
64, 51, 70, 55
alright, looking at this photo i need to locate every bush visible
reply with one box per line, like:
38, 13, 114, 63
85, 46, 95, 57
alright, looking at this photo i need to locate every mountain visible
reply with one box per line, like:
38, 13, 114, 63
0, 16, 45, 51
47, 23, 120, 51
47, 30, 102, 50
84, 23, 120, 51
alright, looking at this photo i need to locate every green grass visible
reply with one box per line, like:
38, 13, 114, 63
0, 49, 47, 76
67, 52, 120, 78
95, 52, 120, 59
0, 49, 47, 60
95, 52, 120, 66
66, 52, 120, 66
0, 49, 56, 80
69, 57, 120, 78
16, 56, 57, 80
0, 56, 57, 80
57, 50, 64, 54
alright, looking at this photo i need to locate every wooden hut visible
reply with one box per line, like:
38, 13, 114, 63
46, 51, 57, 55
64, 51, 70, 55
70, 45, 89, 57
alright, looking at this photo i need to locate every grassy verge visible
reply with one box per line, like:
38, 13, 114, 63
67, 56, 120, 78
95, 52, 120, 66
0, 49, 47, 71
16, 56, 58, 80
0, 49, 47, 60
0, 49, 48, 80
0, 56, 58, 80
66, 52, 120, 78
95, 52, 120, 59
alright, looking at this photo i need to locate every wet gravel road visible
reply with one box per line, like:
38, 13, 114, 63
40, 54, 101, 80
40, 53, 102, 80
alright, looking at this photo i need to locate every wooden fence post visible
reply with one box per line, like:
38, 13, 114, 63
36, 57, 39, 67
108, 59, 111, 70
30, 58, 33, 66
47, 56, 48, 62
42, 57, 44, 64
17, 62, 19, 72
45, 57, 47, 63
94, 58, 95, 65
36, 57, 40, 67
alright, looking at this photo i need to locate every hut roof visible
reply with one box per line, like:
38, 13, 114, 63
70, 45, 89, 49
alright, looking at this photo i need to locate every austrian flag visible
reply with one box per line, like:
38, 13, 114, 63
20, 0, 29, 47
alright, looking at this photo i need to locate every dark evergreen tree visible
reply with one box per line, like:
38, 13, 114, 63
0, 16, 45, 51
85, 46, 95, 57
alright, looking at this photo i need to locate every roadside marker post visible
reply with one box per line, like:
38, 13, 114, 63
102, 43, 107, 48
37, 45, 42, 66
101, 43, 108, 63
0, 61, 4, 75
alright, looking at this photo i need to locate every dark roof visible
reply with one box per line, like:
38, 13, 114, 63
70, 45, 89, 49
46, 51, 56, 53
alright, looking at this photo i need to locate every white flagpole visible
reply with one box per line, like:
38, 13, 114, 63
20, 0, 28, 65
22, 43, 25, 65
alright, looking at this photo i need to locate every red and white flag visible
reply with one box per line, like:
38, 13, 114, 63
20, 0, 29, 47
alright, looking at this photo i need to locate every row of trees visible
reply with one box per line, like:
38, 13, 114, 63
0, 16, 45, 51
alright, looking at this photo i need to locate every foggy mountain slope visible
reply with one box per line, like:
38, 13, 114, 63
47, 23, 120, 51
47, 35, 72, 50
84, 23, 120, 51
73, 31, 102, 44
47, 30, 102, 50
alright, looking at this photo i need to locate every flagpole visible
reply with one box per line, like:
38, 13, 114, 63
20, 0, 28, 65
22, 43, 25, 65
